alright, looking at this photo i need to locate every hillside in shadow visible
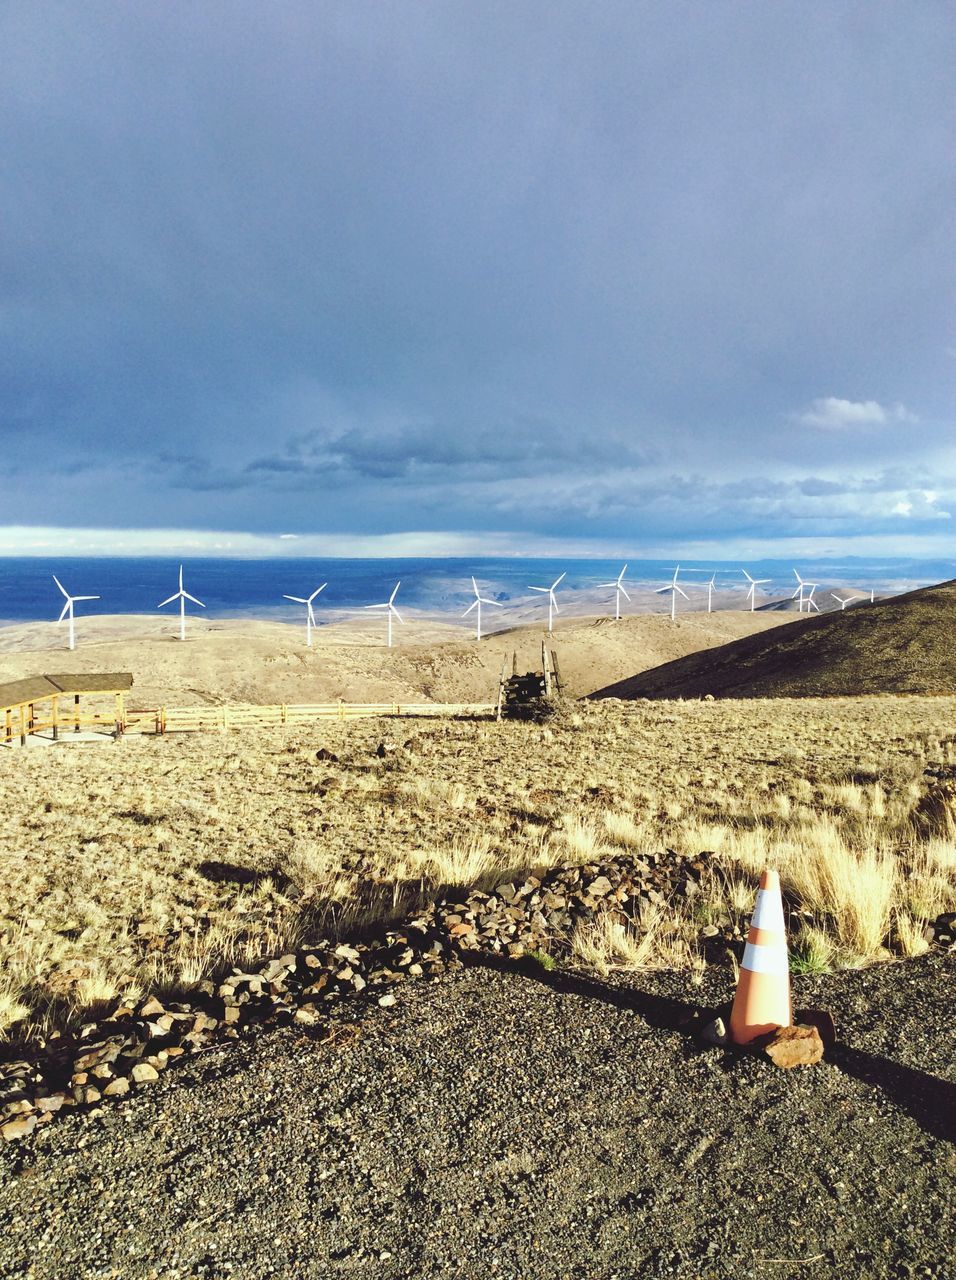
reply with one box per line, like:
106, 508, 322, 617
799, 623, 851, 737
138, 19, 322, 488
590, 580, 956, 699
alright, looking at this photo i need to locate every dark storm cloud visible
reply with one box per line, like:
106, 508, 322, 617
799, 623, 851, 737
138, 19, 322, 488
0, 1, 954, 549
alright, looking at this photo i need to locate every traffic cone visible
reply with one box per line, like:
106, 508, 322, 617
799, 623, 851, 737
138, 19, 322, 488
729, 868, 792, 1045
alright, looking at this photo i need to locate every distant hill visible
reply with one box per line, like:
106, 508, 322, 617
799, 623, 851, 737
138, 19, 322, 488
590, 580, 956, 699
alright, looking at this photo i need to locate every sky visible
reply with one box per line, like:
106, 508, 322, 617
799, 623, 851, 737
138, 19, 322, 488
1, 1, 954, 558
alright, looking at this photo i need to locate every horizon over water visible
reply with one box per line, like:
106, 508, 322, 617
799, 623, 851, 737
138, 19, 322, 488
0, 555, 953, 628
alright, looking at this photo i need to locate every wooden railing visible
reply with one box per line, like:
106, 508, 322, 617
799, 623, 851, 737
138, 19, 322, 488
131, 701, 497, 735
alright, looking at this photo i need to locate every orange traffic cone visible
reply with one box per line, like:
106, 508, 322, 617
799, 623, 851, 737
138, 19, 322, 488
729, 868, 792, 1045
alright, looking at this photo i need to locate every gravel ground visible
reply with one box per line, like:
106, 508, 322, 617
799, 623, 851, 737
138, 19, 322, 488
1, 953, 953, 1280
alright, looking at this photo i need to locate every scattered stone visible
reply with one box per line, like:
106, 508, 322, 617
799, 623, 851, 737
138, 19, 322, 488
795, 1008, 837, 1051
378, 993, 397, 1008
699, 1016, 728, 1048
103, 1078, 130, 1098
762, 1024, 824, 1069
1, 1113, 37, 1142
131, 1063, 160, 1085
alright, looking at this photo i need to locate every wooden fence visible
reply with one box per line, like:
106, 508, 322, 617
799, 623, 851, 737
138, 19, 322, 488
127, 701, 497, 735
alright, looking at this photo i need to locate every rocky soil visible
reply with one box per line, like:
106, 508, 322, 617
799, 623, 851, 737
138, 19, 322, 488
0, 950, 953, 1280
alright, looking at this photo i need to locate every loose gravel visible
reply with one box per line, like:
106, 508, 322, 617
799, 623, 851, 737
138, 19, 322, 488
0, 954, 953, 1280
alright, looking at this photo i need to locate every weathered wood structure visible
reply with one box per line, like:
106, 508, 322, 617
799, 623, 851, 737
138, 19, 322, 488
0, 673, 134, 746
497, 642, 563, 718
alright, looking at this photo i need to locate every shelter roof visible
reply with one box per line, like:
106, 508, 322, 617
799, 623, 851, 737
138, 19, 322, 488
0, 673, 133, 709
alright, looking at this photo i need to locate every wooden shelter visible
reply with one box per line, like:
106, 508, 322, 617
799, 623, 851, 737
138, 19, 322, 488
0, 673, 134, 746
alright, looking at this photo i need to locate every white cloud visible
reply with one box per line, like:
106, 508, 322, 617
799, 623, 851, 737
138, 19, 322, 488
893, 501, 913, 516
796, 397, 917, 429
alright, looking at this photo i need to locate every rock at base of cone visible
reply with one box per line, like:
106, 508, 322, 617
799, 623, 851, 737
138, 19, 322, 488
762, 1023, 824, 1069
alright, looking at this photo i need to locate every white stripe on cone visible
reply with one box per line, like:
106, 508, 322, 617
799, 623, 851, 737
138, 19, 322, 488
750, 888, 786, 933
741, 940, 790, 976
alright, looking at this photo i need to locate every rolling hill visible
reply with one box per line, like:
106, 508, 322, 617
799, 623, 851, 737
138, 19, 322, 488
590, 579, 956, 699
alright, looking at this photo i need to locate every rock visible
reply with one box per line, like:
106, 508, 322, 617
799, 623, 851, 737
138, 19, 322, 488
138, 996, 165, 1018
103, 1078, 130, 1098
794, 1008, 837, 1051
315, 747, 339, 762
34, 1093, 65, 1114
294, 1005, 322, 1027
699, 1016, 728, 1047
131, 1063, 160, 1085
378, 993, 396, 1008
1, 1113, 37, 1142
763, 1024, 824, 1069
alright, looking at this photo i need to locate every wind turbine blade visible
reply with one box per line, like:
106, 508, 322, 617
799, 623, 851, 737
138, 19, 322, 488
463, 600, 478, 616
742, 570, 754, 583
391, 607, 404, 624
178, 565, 184, 591
551, 572, 566, 589
619, 564, 628, 579
365, 603, 388, 610
791, 586, 802, 599
284, 595, 308, 603
551, 600, 560, 614
471, 576, 479, 595
596, 581, 617, 588
389, 581, 401, 603
57, 600, 71, 623
158, 593, 180, 608
676, 586, 690, 600
793, 570, 803, 583
654, 586, 671, 595
528, 586, 548, 593
52, 575, 69, 598
480, 597, 502, 607
308, 584, 328, 601
620, 586, 631, 601
74, 595, 99, 601
182, 592, 205, 607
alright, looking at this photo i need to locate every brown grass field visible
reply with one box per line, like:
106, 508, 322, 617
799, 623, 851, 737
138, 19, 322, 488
2, 661, 955, 1041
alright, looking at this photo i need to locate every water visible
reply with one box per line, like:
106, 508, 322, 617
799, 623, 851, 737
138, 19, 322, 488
0, 555, 952, 627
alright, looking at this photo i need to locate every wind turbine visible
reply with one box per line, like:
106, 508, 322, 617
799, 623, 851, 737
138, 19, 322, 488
742, 569, 771, 613
597, 564, 631, 621
528, 572, 565, 634
462, 577, 501, 641
53, 575, 99, 651
158, 565, 205, 640
283, 583, 327, 647
706, 571, 717, 614
791, 570, 819, 613
831, 592, 862, 611
365, 581, 403, 647
655, 565, 689, 621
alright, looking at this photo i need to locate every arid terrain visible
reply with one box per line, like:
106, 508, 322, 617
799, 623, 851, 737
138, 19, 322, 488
1, 605, 954, 1277
596, 579, 956, 699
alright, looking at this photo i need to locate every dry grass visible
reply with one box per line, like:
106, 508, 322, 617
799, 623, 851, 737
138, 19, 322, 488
2, 695, 956, 1039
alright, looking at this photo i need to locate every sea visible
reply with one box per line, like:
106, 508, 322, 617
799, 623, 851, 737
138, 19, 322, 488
0, 555, 952, 628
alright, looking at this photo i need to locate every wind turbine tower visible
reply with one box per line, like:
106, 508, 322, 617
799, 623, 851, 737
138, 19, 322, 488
365, 581, 404, 648
706, 571, 717, 614
463, 577, 502, 641
792, 570, 820, 613
742, 569, 771, 613
158, 565, 206, 640
528, 572, 565, 634
53, 575, 100, 651
598, 564, 631, 621
655, 565, 689, 621
283, 583, 327, 647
